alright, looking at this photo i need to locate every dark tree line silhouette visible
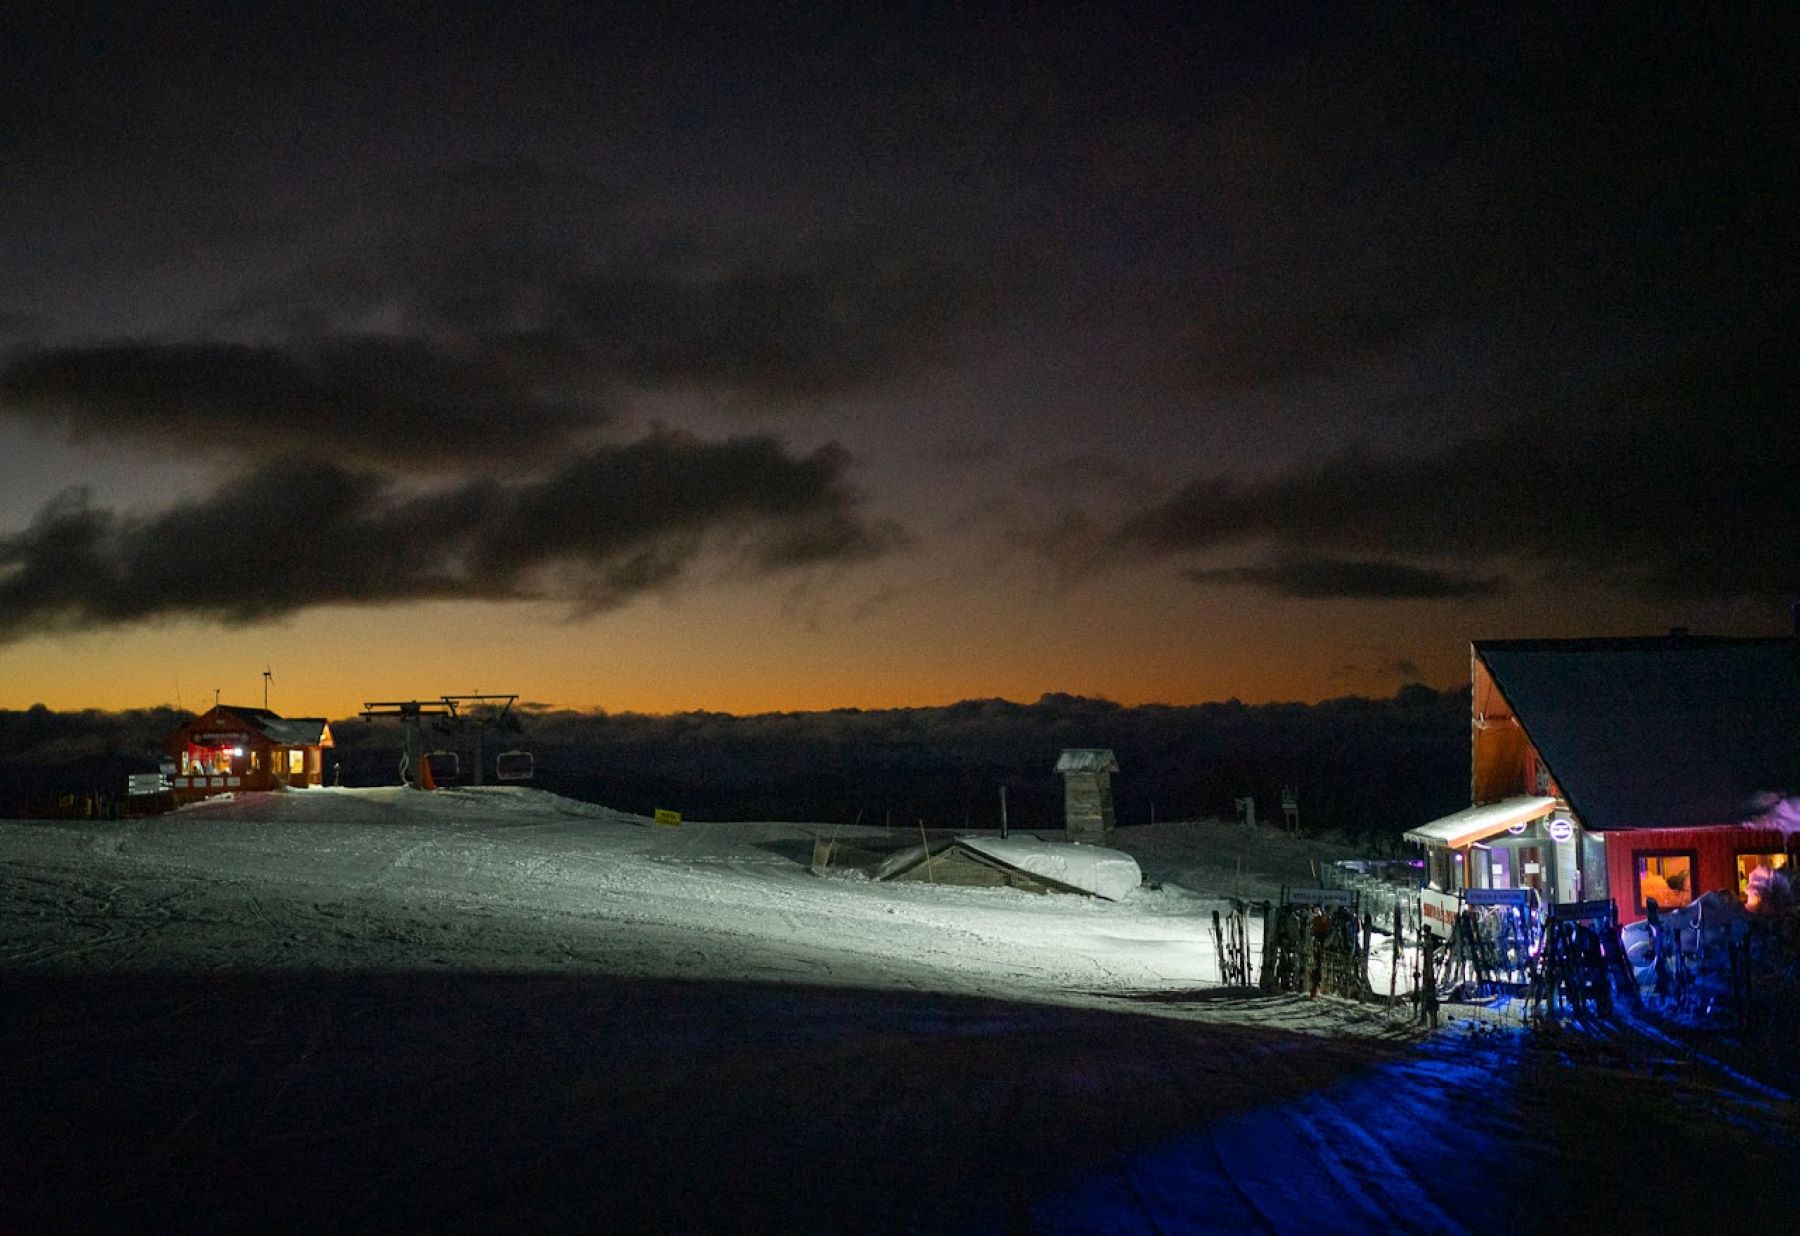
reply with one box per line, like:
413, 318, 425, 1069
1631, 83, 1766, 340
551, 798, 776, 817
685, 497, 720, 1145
3, 686, 1470, 847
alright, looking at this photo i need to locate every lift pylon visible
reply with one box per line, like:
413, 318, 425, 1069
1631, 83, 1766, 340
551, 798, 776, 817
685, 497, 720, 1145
360, 694, 520, 788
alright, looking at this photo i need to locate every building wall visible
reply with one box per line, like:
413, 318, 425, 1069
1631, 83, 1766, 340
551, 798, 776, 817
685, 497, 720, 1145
1600, 826, 1791, 924
1472, 723, 1531, 803
165, 707, 324, 799
1471, 656, 1533, 802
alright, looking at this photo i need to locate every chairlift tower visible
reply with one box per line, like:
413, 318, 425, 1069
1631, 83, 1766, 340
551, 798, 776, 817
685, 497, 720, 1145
440, 694, 519, 787
361, 693, 520, 788
360, 699, 454, 787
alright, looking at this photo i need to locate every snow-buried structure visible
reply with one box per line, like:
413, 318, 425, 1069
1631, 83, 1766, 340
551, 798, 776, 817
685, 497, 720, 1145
875, 835, 1142, 900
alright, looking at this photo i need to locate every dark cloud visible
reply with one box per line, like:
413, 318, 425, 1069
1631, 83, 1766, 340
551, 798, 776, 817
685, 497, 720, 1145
1329, 655, 1426, 684
1, 235, 985, 468
1161, 8, 1791, 396
547, 255, 981, 402
969, 453, 1168, 581
0, 311, 38, 347
234, 251, 985, 407
211, 163, 994, 408
0, 431, 898, 641
3, 148, 999, 471
1118, 337, 1798, 602
1185, 556, 1506, 601
0, 337, 607, 469
1384, 657, 1423, 682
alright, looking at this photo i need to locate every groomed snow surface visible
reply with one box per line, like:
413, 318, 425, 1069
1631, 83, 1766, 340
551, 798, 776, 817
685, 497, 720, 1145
3, 787, 1796, 1233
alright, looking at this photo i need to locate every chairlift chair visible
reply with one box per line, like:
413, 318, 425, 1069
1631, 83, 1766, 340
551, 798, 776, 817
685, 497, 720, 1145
494, 749, 535, 781
425, 749, 461, 783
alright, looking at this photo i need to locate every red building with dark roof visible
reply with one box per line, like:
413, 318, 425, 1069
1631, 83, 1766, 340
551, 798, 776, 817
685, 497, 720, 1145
1407, 633, 1799, 922
165, 705, 334, 802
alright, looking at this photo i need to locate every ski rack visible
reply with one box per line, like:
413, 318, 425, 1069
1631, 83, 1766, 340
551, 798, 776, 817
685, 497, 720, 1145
1270, 885, 1373, 1000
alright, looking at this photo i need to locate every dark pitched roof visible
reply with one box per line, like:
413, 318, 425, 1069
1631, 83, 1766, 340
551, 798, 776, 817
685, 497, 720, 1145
1474, 635, 1800, 831
216, 706, 330, 747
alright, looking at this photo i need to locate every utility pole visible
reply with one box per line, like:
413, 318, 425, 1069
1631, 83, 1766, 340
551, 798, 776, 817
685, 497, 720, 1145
262, 666, 273, 710
999, 784, 1009, 838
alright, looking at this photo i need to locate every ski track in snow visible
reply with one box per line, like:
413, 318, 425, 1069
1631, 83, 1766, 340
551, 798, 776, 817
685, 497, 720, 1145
3, 787, 1796, 1233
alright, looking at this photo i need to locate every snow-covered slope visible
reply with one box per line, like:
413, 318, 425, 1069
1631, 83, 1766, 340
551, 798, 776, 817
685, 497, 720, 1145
4, 787, 1796, 1233
2, 787, 1285, 1011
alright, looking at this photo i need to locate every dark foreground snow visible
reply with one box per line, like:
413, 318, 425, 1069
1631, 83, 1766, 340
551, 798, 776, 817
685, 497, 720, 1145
3, 789, 1795, 1232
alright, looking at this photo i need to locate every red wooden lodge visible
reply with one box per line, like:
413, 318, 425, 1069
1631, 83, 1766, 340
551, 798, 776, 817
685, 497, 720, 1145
1406, 633, 1799, 923
165, 704, 334, 802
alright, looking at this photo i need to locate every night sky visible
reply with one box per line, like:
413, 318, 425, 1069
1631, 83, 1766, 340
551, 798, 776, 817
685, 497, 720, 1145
1, 4, 1792, 716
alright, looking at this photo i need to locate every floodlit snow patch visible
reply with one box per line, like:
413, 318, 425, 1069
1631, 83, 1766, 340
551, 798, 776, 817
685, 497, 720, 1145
5, 791, 1795, 1233
1, 789, 1427, 1023
1, 788, 1242, 1009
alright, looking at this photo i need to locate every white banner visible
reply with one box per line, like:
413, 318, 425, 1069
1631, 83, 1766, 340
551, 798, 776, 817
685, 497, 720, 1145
1287, 887, 1356, 907
1420, 888, 1461, 938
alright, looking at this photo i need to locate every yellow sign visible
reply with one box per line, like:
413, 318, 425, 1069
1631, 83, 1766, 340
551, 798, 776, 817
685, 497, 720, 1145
653, 808, 682, 827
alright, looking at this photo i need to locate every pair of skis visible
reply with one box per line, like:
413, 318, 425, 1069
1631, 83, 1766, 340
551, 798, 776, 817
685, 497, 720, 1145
1212, 905, 1251, 986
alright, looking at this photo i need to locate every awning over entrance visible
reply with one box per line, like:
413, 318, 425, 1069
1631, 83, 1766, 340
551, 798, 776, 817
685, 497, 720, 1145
1403, 795, 1559, 848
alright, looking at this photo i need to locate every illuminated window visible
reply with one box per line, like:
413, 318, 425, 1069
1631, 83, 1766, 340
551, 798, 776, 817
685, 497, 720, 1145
1737, 852, 1789, 900
1635, 851, 1696, 911
288, 749, 305, 775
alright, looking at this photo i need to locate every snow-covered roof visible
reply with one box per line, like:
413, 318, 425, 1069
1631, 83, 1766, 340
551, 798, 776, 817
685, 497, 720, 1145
1475, 635, 1800, 831
1402, 795, 1558, 848
178, 706, 332, 748
957, 835, 1142, 900
1055, 748, 1119, 774
874, 834, 1143, 899
248, 713, 331, 747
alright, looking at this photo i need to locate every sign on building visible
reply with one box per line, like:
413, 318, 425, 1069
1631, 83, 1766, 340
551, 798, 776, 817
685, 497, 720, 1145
1465, 887, 1531, 908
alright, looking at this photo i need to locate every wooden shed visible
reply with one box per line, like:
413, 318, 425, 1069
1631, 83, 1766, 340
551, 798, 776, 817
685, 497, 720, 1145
165, 705, 333, 802
1056, 748, 1118, 844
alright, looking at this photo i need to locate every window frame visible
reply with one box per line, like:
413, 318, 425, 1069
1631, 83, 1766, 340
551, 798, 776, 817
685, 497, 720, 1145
1732, 848, 1790, 897
1632, 848, 1699, 913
